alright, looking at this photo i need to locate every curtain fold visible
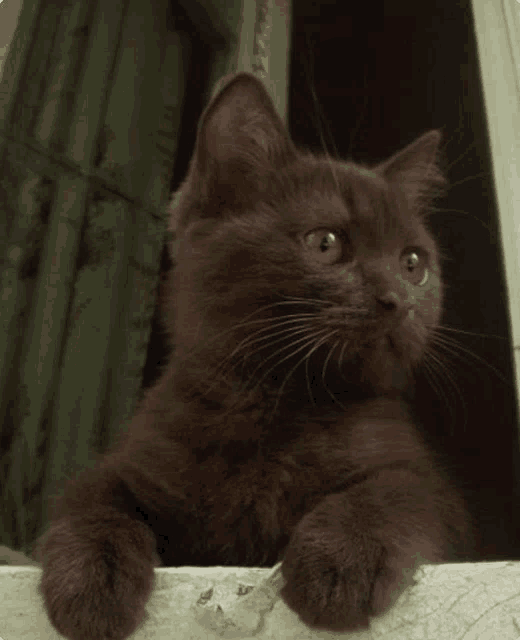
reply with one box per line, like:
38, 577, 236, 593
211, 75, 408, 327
0, 0, 291, 556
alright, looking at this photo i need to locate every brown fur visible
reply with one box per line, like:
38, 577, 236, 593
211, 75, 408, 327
34, 72, 474, 639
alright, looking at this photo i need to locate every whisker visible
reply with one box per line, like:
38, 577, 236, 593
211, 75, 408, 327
420, 359, 448, 421
279, 293, 331, 307
214, 317, 318, 372
235, 324, 323, 378
235, 329, 331, 400
436, 325, 507, 342
322, 340, 346, 409
444, 139, 477, 173
201, 320, 320, 397
306, 347, 315, 406
430, 332, 511, 387
421, 354, 458, 435
337, 339, 352, 384
338, 340, 349, 370
178, 299, 330, 363
267, 330, 339, 422
252, 329, 333, 392
427, 207, 495, 237
301, 28, 340, 162
201, 328, 329, 421
424, 347, 467, 431
447, 172, 489, 188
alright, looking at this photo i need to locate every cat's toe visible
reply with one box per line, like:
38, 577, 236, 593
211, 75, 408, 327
279, 522, 395, 632
36, 516, 159, 640
280, 547, 375, 630
39, 557, 154, 640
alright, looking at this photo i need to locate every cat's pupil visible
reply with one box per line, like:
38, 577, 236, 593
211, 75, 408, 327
320, 232, 335, 252
407, 252, 419, 271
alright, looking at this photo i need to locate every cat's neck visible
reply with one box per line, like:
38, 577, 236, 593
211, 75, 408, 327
151, 357, 405, 450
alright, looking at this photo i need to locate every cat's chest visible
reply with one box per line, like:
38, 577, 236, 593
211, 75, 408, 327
187, 428, 354, 554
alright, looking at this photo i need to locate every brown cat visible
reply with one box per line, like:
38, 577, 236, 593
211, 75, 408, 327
33, 72, 474, 640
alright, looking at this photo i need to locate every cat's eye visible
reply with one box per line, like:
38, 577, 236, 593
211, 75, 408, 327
303, 228, 344, 265
400, 248, 429, 286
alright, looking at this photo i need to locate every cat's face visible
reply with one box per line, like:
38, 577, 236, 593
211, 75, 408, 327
167, 73, 445, 403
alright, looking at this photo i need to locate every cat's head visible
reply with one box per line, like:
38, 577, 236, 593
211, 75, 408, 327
166, 73, 445, 410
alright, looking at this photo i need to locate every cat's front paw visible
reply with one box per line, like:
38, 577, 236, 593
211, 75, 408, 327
35, 513, 160, 640
280, 523, 420, 632
280, 528, 378, 631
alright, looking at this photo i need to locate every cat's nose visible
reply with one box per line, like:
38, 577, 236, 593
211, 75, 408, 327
376, 291, 400, 313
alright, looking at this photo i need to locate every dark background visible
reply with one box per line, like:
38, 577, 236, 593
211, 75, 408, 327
288, 1, 520, 560
147, 0, 520, 560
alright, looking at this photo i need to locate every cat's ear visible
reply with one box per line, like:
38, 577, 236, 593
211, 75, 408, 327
189, 72, 295, 205
377, 130, 446, 214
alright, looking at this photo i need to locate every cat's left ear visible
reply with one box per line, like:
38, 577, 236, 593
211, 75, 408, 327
376, 130, 446, 213
192, 72, 296, 201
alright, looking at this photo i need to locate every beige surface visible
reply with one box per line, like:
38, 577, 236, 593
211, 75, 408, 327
1, 561, 520, 639
471, 0, 520, 407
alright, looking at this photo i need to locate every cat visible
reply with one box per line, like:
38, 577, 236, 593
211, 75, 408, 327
33, 71, 474, 640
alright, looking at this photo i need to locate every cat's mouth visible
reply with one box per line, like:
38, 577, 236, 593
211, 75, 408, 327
361, 333, 396, 351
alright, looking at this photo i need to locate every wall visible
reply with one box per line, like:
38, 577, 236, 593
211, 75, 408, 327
0, 0, 24, 79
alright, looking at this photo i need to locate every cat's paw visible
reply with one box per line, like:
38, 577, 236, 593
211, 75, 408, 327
280, 524, 420, 632
35, 513, 160, 640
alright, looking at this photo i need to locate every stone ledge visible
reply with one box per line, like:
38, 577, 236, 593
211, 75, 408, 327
1, 561, 520, 639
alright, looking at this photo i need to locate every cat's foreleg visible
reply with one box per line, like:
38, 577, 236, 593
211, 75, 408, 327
33, 472, 162, 640
279, 465, 461, 631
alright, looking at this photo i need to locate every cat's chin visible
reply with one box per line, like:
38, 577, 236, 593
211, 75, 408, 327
357, 338, 413, 394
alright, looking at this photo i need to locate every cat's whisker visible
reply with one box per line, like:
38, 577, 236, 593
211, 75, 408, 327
423, 346, 468, 431
419, 358, 457, 436
218, 313, 319, 361
196, 329, 322, 418
444, 138, 477, 173
447, 172, 489, 189
429, 330, 511, 387
337, 339, 354, 384
338, 339, 349, 372
199, 300, 361, 399
421, 355, 453, 434
426, 206, 494, 236
321, 340, 346, 410
217, 327, 327, 406
301, 27, 341, 162
178, 299, 330, 363
435, 324, 507, 342
427, 345, 465, 395
201, 319, 321, 398
231, 324, 323, 382
267, 330, 339, 422
306, 347, 315, 406
279, 293, 332, 307
213, 316, 319, 371
245, 329, 333, 397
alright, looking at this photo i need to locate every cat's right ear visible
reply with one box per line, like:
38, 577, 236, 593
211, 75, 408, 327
184, 73, 296, 210
376, 130, 446, 215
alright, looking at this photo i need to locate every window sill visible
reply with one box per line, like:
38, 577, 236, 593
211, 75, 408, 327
1, 560, 519, 639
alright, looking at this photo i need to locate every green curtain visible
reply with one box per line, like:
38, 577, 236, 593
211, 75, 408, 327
0, 0, 290, 557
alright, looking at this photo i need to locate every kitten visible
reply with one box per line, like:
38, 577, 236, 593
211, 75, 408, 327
33, 72, 474, 640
